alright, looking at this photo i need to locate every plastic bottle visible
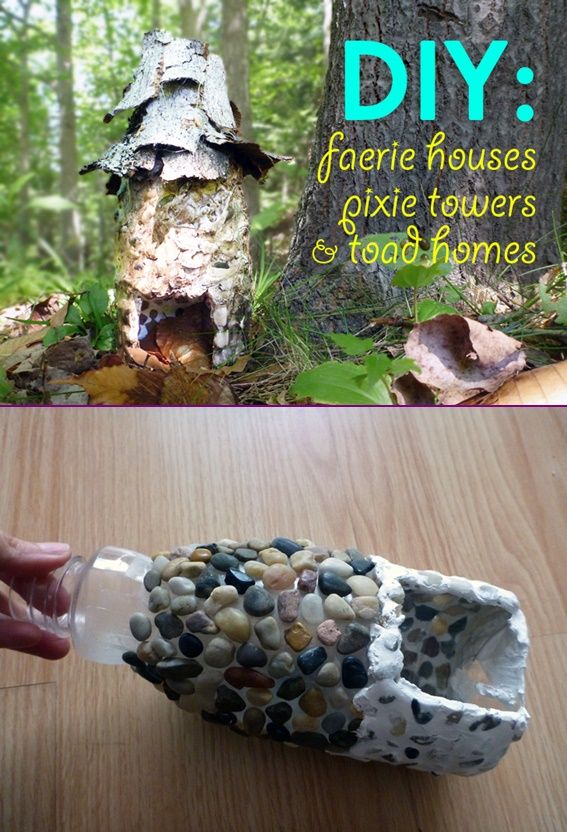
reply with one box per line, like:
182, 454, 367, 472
8, 546, 152, 664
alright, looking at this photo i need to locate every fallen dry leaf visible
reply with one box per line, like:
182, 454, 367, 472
404, 315, 525, 404
71, 364, 165, 404
392, 373, 437, 405
480, 360, 567, 404
44, 336, 97, 374
160, 365, 235, 405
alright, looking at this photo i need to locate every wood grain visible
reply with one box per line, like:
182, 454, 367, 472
0, 408, 566, 832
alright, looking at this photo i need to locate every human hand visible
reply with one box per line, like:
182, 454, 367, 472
0, 531, 72, 659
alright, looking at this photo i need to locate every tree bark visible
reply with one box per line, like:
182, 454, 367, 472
284, 0, 567, 332
221, 0, 259, 217
55, 0, 82, 270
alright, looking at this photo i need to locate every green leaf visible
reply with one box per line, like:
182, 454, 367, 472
329, 333, 375, 356
480, 301, 497, 316
93, 323, 116, 352
389, 357, 422, 377
0, 366, 15, 402
65, 303, 84, 327
43, 326, 65, 346
362, 353, 392, 385
290, 361, 392, 404
416, 299, 459, 322
29, 195, 76, 213
358, 232, 408, 269
392, 261, 452, 290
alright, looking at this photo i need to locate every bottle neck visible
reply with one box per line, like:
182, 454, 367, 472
9, 555, 86, 638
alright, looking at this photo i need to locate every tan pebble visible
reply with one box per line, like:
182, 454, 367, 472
347, 576, 378, 596
322, 557, 353, 578
152, 551, 171, 560
203, 597, 221, 617
217, 539, 240, 549
299, 688, 327, 717
191, 548, 212, 562
246, 689, 273, 706
311, 548, 330, 563
390, 718, 406, 736
431, 615, 448, 636
329, 686, 349, 709
262, 564, 297, 590
214, 607, 251, 642
179, 561, 207, 578
194, 670, 224, 707
292, 713, 320, 731
210, 585, 238, 607
330, 549, 350, 562
248, 538, 271, 551
260, 548, 288, 566
351, 596, 380, 620
245, 561, 268, 579
323, 594, 355, 621
350, 704, 364, 718
295, 539, 315, 548
284, 621, 312, 651
161, 557, 188, 580
316, 662, 340, 686
289, 551, 317, 573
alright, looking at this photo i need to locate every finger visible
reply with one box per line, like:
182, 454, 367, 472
0, 618, 70, 660
0, 532, 71, 576
1, 572, 71, 617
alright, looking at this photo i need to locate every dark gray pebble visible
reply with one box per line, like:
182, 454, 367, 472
415, 605, 437, 621
122, 650, 144, 669
405, 747, 420, 759
418, 661, 433, 678
224, 568, 255, 594
210, 553, 240, 572
143, 568, 161, 592
265, 702, 292, 724
422, 636, 440, 657
154, 612, 184, 639
156, 658, 203, 679
267, 722, 291, 741
322, 712, 346, 734
236, 642, 268, 668
318, 571, 351, 597
243, 585, 275, 616
215, 684, 246, 712
137, 666, 164, 684
243, 708, 266, 735
195, 575, 221, 598
196, 543, 219, 554
337, 623, 371, 654
411, 698, 433, 725
448, 616, 468, 637
163, 682, 181, 701
329, 730, 358, 749
234, 547, 258, 562
271, 537, 303, 556
341, 657, 368, 688
351, 558, 374, 575
178, 633, 204, 658
277, 675, 306, 700
348, 718, 362, 731
297, 646, 327, 675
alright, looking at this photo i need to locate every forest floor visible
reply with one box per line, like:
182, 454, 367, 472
1, 255, 566, 406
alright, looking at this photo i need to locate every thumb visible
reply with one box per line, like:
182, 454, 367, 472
0, 532, 71, 577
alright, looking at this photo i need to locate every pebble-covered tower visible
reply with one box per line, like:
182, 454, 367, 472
81, 30, 286, 367
124, 536, 530, 776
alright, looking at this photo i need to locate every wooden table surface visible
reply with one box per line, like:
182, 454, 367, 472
0, 408, 566, 832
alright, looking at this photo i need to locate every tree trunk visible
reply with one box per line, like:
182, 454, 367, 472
151, 0, 161, 29
17, 0, 32, 250
221, 0, 259, 217
179, 0, 208, 39
284, 0, 567, 332
55, 0, 82, 270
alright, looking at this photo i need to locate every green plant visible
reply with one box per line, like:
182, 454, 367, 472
391, 260, 456, 322
42, 285, 116, 351
251, 250, 281, 317
289, 333, 419, 404
0, 365, 17, 403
